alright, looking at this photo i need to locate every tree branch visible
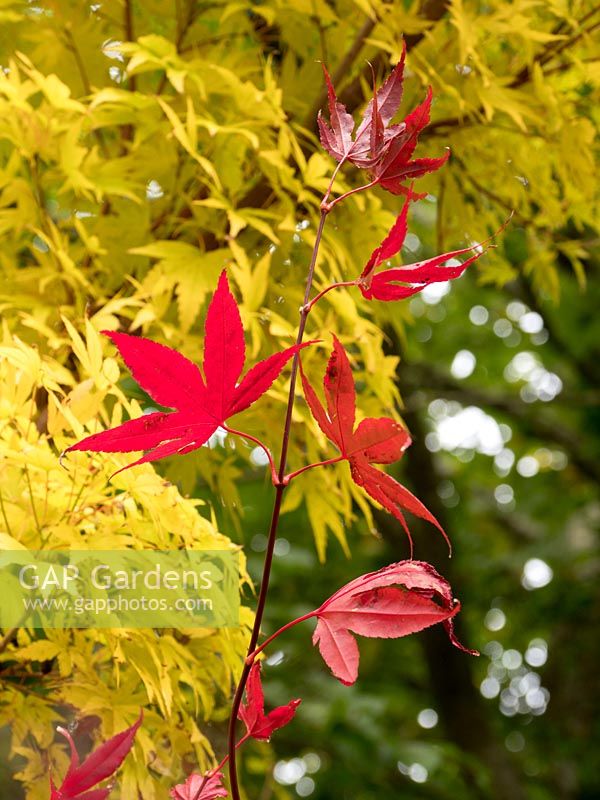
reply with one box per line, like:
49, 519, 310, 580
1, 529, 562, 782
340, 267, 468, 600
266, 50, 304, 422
124, 0, 137, 91
305, 0, 452, 135
156, 0, 199, 95
303, 16, 378, 131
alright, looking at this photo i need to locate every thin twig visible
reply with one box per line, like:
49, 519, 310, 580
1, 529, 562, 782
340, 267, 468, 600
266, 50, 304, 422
190, 735, 251, 800
303, 281, 357, 313
311, 0, 329, 66
0, 487, 13, 538
245, 611, 318, 664
325, 178, 379, 211
224, 425, 279, 486
0, 627, 19, 655
124, 0, 137, 92
284, 455, 344, 483
304, 16, 378, 131
156, 0, 199, 95
0, 608, 32, 654
62, 23, 111, 147
23, 465, 43, 539
227, 175, 340, 798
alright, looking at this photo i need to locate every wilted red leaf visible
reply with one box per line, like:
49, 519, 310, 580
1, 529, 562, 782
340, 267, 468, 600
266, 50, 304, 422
301, 336, 448, 552
50, 713, 142, 800
318, 47, 448, 192
238, 662, 301, 741
170, 771, 228, 800
65, 271, 310, 474
312, 561, 478, 685
317, 65, 357, 164
318, 45, 406, 169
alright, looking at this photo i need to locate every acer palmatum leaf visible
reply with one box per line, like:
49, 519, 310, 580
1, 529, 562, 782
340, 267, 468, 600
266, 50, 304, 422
317, 64, 356, 163
300, 336, 449, 552
170, 771, 228, 800
65, 271, 312, 474
312, 560, 478, 685
317, 45, 406, 169
238, 662, 301, 741
371, 86, 450, 197
358, 194, 492, 301
50, 712, 142, 799
364, 47, 406, 128
318, 45, 448, 192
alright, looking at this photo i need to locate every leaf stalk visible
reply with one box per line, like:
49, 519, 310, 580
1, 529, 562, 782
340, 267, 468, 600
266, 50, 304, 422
244, 611, 319, 665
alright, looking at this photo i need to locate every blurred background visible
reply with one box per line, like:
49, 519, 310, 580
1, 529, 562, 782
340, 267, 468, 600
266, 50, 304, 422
0, 1, 598, 799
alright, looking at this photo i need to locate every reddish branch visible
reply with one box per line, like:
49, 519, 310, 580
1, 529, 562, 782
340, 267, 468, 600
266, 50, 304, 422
225, 202, 330, 800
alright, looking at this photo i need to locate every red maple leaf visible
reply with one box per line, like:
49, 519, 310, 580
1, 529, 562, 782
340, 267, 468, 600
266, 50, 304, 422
300, 336, 448, 552
317, 45, 406, 169
170, 772, 228, 800
238, 662, 301, 741
357, 194, 490, 301
318, 46, 448, 194
312, 560, 478, 685
50, 713, 141, 800
370, 86, 449, 197
65, 271, 310, 474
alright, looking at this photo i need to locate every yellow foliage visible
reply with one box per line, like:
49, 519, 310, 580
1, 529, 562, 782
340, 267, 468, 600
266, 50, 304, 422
0, 324, 251, 798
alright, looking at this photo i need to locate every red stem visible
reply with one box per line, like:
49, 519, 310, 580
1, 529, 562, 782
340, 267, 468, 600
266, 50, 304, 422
324, 178, 379, 211
224, 425, 279, 486
227, 206, 330, 800
283, 455, 344, 484
191, 735, 251, 800
303, 281, 357, 314
213, 733, 251, 775
227, 156, 370, 797
245, 611, 318, 665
